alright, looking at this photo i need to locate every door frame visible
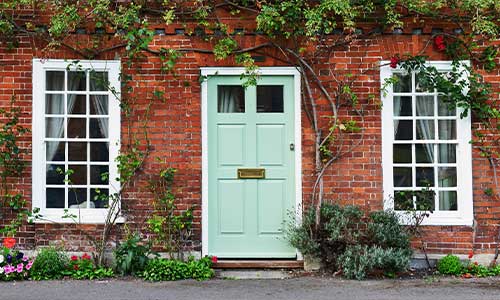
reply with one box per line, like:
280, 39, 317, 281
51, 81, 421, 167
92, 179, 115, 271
200, 67, 302, 259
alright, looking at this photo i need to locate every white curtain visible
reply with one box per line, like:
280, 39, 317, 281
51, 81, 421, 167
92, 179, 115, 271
218, 86, 243, 113
90, 80, 109, 145
416, 99, 434, 162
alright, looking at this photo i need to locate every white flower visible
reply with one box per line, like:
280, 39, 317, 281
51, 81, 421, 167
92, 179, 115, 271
0, 254, 4, 264
0, 267, 3, 274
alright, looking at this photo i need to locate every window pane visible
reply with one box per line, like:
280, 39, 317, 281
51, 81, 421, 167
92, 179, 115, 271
416, 192, 435, 211
67, 95, 86, 115
393, 144, 411, 163
438, 167, 457, 187
394, 120, 412, 140
90, 142, 109, 162
46, 94, 64, 114
394, 167, 412, 187
46, 164, 65, 185
68, 165, 87, 185
91, 188, 109, 208
89, 118, 108, 138
415, 144, 433, 163
393, 96, 412, 116
416, 167, 434, 187
439, 191, 457, 211
90, 71, 108, 91
46, 188, 65, 208
218, 85, 244, 113
46, 71, 64, 91
415, 73, 433, 92
257, 86, 283, 113
438, 120, 456, 140
90, 95, 108, 115
394, 191, 413, 210
393, 73, 411, 93
46, 142, 65, 161
68, 142, 87, 161
438, 144, 456, 163
46, 118, 64, 138
90, 165, 109, 185
416, 120, 435, 140
67, 118, 86, 138
68, 71, 86, 91
68, 188, 87, 208
416, 96, 434, 116
438, 96, 456, 116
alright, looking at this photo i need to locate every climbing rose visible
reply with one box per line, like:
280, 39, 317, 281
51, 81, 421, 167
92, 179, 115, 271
390, 56, 399, 68
434, 35, 446, 51
3, 237, 15, 249
211, 256, 218, 264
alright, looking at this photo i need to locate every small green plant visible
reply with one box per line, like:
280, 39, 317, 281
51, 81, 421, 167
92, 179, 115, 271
114, 232, 157, 276
142, 256, 214, 281
437, 254, 464, 275
30, 247, 69, 280
64, 253, 114, 280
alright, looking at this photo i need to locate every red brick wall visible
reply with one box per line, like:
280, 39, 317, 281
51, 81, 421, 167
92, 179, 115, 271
1, 21, 499, 256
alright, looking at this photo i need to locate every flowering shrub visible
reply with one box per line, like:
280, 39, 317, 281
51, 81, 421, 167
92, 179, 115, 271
64, 253, 114, 280
0, 241, 34, 281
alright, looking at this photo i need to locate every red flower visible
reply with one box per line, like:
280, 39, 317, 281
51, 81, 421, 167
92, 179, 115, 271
71, 255, 78, 261
81, 253, 91, 260
3, 237, 16, 249
434, 35, 446, 51
468, 250, 474, 259
73, 264, 79, 270
211, 256, 218, 264
474, 261, 479, 266
389, 56, 399, 68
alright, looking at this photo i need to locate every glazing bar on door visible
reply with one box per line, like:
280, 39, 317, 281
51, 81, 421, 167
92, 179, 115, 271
237, 168, 265, 179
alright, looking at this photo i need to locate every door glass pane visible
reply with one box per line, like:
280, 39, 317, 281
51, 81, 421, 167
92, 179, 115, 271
46, 142, 65, 161
90, 71, 108, 91
393, 96, 412, 116
90, 95, 108, 115
416, 120, 435, 140
393, 73, 411, 92
394, 167, 412, 187
394, 190, 413, 210
415, 144, 433, 163
218, 86, 244, 113
89, 118, 108, 138
46, 71, 64, 91
416, 96, 434, 116
438, 167, 457, 187
67, 95, 86, 115
68, 142, 87, 161
438, 120, 456, 140
257, 86, 284, 113
90, 142, 109, 162
394, 120, 412, 140
46, 164, 65, 185
67, 118, 86, 138
438, 144, 456, 163
68, 165, 87, 185
393, 144, 411, 163
68, 71, 86, 91
416, 167, 434, 187
439, 191, 457, 211
438, 96, 456, 116
46, 94, 64, 114
46, 188, 65, 208
68, 188, 87, 208
91, 188, 109, 208
90, 165, 109, 184
46, 118, 64, 138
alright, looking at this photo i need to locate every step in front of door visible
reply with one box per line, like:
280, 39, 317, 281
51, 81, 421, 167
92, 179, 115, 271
213, 260, 304, 269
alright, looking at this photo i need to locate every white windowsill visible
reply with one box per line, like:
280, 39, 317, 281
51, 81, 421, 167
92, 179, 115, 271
32, 209, 126, 224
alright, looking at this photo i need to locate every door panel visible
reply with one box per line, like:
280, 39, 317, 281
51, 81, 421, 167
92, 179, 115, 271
208, 75, 296, 258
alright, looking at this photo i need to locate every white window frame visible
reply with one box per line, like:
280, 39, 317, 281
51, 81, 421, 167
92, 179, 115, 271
381, 60, 473, 226
32, 59, 122, 223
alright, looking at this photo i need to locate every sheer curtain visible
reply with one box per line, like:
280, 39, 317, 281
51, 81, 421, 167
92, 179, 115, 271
218, 86, 243, 113
90, 77, 109, 143
416, 99, 434, 162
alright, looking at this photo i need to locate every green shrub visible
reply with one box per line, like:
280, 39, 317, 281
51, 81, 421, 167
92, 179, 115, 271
30, 247, 69, 280
114, 233, 156, 276
142, 257, 214, 281
437, 254, 464, 275
286, 203, 412, 279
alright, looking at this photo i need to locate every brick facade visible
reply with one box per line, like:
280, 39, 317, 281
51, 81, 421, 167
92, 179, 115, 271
1, 14, 499, 260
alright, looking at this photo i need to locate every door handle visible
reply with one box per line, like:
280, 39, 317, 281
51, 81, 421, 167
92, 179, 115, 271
289, 143, 295, 151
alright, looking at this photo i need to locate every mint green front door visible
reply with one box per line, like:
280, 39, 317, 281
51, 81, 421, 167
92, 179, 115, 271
208, 75, 296, 258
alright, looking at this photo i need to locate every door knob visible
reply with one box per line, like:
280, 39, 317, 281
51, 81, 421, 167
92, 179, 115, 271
289, 143, 295, 151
